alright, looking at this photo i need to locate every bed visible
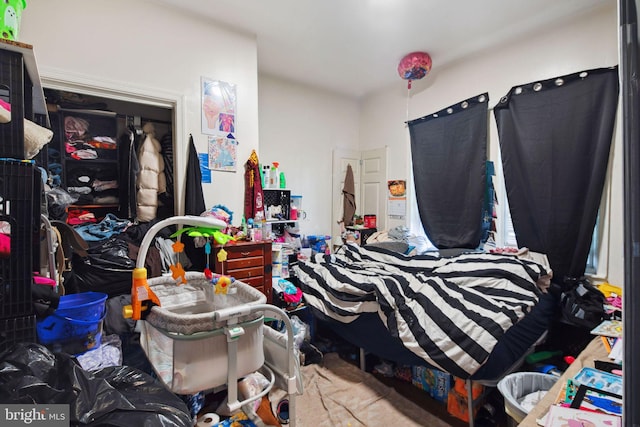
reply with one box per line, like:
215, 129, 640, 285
293, 243, 556, 424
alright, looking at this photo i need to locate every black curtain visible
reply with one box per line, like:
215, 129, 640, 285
621, 0, 639, 424
408, 93, 488, 249
494, 67, 618, 281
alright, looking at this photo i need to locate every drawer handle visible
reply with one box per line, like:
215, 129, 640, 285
241, 251, 251, 256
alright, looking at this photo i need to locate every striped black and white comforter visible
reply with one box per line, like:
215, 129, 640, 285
294, 244, 550, 378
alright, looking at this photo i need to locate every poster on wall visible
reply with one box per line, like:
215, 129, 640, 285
388, 179, 407, 218
208, 135, 238, 172
201, 77, 237, 137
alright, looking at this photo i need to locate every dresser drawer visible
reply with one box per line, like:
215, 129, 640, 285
240, 276, 265, 289
225, 246, 265, 259
226, 256, 263, 270
228, 266, 264, 279
214, 241, 272, 303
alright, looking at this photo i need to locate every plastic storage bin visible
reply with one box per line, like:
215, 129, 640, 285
36, 291, 107, 354
497, 372, 558, 426
0, 48, 29, 158
0, 160, 36, 318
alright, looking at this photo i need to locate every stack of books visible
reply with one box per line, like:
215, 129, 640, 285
542, 319, 623, 426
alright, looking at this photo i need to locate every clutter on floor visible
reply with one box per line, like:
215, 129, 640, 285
290, 352, 453, 427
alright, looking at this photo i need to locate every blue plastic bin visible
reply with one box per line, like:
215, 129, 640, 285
36, 292, 107, 353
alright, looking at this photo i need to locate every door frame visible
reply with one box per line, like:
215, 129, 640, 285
331, 147, 387, 245
39, 68, 187, 214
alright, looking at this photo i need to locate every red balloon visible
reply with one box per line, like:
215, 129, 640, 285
397, 51, 432, 81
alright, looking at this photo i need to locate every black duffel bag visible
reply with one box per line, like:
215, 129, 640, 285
559, 276, 606, 329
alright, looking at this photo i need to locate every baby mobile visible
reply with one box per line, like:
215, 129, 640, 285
169, 205, 237, 294
397, 51, 432, 120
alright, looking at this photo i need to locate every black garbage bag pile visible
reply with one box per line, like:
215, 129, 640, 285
0, 343, 192, 427
63, 237, 135, 297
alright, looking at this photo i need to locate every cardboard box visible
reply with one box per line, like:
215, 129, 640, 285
411, 366, 452, 404
447, 378, 484, 422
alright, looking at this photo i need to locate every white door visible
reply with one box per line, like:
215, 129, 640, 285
331, 147, 387, 245
332, 148, 360, 243
361, 147, 387, 233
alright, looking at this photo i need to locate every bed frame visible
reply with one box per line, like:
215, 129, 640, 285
302, 260, 557, 427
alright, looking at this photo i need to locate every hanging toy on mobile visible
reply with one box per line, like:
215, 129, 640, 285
170, 221, 235, 278
172, 226, 236, 245
212, 274, 235, 295
203, 239, 213, 280
169, 240, 187, 284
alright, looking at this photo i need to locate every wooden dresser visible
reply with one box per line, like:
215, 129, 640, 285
214, 240, 272, 303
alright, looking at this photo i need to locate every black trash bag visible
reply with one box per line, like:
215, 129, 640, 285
559, 276, 606, 329
0, 343, 192, 427
64, 237, 135, 297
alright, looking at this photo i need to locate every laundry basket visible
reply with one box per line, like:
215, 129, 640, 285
132, 216, 268, 395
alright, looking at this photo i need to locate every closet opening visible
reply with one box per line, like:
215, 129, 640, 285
42, 87, 177, 224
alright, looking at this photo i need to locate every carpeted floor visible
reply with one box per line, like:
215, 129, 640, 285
290, 353, 455, 427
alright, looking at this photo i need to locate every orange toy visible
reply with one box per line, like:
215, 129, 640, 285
123, 267, 161, 320
170, 240, 187, 284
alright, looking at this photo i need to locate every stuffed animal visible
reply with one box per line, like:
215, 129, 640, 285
1, 3, 19, 40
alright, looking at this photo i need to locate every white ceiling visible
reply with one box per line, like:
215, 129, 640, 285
152, 0, 613, 99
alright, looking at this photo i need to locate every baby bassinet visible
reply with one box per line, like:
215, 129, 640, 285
130, 216, 267, 394
140, 271, 267, 394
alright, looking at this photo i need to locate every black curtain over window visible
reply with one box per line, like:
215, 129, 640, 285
409, 93, 488, 249
494, 67, 618, 281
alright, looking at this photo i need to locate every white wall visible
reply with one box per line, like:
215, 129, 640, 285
258, 75, 360, 236
18, 1, 623, 284
359, 4, 623, 285
20, 0, 259, 219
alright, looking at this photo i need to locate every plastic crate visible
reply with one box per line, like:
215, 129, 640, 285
0, 314, 36, 353
0, 160, 35, 318
0, 48, 32, 159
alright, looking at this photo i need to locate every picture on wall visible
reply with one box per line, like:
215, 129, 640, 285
388, 179, 407, 218
201, 77, 237, 136
208, 135, 238, 172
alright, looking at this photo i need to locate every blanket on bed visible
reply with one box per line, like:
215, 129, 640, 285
294, 244, 551, 378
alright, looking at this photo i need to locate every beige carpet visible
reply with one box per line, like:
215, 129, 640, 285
290, 353, 453, 427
